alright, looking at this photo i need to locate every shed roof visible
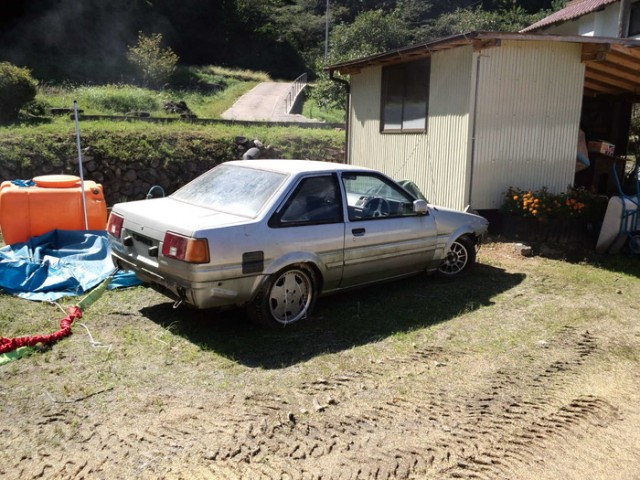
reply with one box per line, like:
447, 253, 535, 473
327, 31, 640, 97
521, 0, 618, 33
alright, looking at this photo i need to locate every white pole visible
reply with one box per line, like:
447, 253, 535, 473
73, 101, 89, 230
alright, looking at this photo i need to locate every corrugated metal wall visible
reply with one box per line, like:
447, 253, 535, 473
348, 46, 474, 210
424, 46, 474, 210
347, 39, 585, 211
347, 66, 423, 178
471, 40, 585, 209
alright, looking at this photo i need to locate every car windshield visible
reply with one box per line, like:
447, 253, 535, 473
171, 164, 287, 217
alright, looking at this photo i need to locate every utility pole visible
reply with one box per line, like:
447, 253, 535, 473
325, 0, 330, 62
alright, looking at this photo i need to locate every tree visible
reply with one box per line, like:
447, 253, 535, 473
422, 4, 548, 39
0, 0, 155, 82
127, 32, 179, 88
0, 0, 561, 82
253, 0, 327, 68
311, 9, 411, 111
329, 9, 410, 63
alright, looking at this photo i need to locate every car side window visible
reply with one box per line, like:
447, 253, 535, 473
271, 175, 342, 226
342, 173, 416, 221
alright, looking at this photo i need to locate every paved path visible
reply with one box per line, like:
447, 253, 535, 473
221, 82, 317, 122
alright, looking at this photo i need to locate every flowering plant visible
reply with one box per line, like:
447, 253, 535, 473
502, 186, 607, 223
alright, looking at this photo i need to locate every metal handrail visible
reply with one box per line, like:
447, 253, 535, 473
284, 73, 307, 114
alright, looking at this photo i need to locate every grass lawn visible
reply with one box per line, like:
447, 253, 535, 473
1, 240, 639, 478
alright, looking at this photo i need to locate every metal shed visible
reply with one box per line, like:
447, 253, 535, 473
328, 32, 640, 213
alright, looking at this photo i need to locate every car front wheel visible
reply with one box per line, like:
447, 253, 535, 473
248, 265, 317, 328
438, 236, 476, 277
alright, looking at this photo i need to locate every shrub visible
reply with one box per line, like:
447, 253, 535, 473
502, 186, 608, 224
127, 32, 179, 89
23, 98, 49, 117
0, 62, 37, 124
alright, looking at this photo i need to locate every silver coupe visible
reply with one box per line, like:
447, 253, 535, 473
108, 160, 489, 327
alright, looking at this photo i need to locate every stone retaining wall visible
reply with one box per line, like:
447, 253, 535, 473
1, 147, 229, 206
1, 135, 345, 206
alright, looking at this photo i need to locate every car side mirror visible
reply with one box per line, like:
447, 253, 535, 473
413, 199, 428, 215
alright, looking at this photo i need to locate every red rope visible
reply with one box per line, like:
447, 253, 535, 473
0, 306, 83, 354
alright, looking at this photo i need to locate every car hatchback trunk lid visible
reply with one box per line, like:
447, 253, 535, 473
115, 197, 252, 240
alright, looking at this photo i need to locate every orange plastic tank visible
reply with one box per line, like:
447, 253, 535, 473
0, 175, 107, 245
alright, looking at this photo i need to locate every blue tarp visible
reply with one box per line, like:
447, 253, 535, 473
0, 229, 142, 301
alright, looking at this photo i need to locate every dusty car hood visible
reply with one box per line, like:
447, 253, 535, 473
429, 205, 489, 234
112, 197, 253, 236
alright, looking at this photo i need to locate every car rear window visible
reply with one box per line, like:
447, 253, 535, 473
172, 164, 287, 217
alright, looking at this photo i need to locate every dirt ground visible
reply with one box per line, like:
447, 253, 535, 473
1, 241, 640, 479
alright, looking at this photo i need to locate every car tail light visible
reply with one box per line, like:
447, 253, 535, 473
107, 212, 124, 238
162, 232, 210, 263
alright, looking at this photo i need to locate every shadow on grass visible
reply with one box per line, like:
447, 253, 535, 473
492, 234, 640, 277
141, 263, 525, 369
568, 251, 640, 277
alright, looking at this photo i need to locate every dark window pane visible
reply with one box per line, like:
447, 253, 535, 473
383, 67, 404, 130
381, 58, 430, 133
403, 61, 429, 130
279, 176, 342, 225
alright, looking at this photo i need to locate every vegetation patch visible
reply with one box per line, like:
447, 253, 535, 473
0, 65, 346, 205
1, 242, 639, 478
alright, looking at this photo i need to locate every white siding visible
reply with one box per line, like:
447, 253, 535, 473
540, 2, 625, 37
470, 40, 585, 210
543, 14, 597, 36
348, 46, 474, 210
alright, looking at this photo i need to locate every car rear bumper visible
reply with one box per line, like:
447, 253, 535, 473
111, 252, 263, 310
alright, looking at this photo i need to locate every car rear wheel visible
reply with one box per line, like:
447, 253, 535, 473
438, 236, 476, 277
248, 265, 317, 328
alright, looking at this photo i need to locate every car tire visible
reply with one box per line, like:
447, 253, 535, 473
628, 231, 640, 255
437, 236, 476, 277
247, 265, 317, 328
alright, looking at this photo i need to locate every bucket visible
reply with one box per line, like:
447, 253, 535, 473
0, 175, 107, 245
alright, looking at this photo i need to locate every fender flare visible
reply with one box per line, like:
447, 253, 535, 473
248, 251, 327, 300
442, 228, 479, 253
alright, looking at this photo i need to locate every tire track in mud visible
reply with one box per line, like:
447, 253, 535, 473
4, 327, 615, 479
194, 327, 616, 479
440, 395, 617, 479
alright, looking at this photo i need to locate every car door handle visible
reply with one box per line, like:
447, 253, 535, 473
352, 228, 366, 237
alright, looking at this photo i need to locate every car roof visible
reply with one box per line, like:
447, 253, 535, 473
224, 159, 375, 176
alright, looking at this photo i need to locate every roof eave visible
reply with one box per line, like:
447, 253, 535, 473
327, 31, 640, 76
